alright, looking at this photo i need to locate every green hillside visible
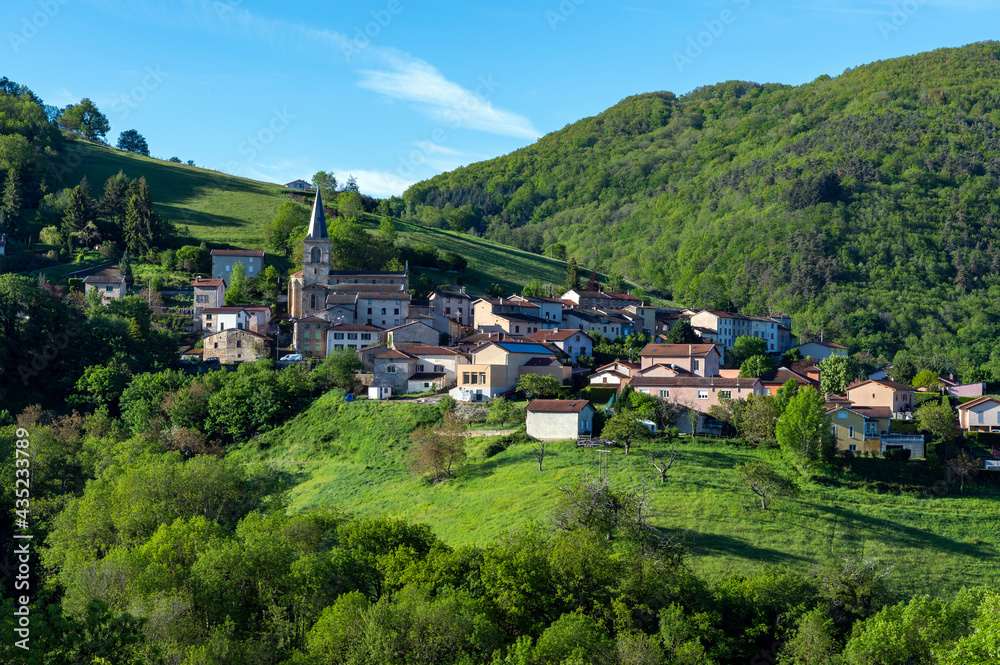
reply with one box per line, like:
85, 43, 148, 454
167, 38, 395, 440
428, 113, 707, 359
405, 42, 1000, 374
232, 393, 999, 599
62, 140, 574, 295
68, 139, 289, 248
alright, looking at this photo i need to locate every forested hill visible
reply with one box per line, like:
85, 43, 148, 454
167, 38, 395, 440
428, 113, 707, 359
405, 42, 1000, 378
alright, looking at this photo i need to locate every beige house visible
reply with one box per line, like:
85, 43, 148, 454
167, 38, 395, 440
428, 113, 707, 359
449, 341, 570, 401
401, 346, 471, 386
639, 343, 722, 377
957, 397, 1000, 432
83, 275, 127, 303
202, 329, 270, 364
526, 399, 595, 441
844, 380, 916, 418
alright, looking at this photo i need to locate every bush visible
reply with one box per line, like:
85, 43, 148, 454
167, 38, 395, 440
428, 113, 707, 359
151, 275, 165, 292
437, 395, 457, 413
883, 448, 912, 462
483, 439, 507, 459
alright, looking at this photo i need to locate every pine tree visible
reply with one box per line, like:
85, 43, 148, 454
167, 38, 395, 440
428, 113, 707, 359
123, 177, 158, 256
100, 171, 130, 243
119, 250, 133, 287
566, 257, 580, 291
1, 169, 23, 238
62, 177, 96, 247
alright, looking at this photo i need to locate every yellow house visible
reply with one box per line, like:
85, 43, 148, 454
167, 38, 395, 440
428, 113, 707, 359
828, 405, 892, 454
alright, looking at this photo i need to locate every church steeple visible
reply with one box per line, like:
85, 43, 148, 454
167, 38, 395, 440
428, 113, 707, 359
303, 188, 331, 288
307, 187, 328, 240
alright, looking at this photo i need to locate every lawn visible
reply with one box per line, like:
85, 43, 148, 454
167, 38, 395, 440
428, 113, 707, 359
232, 394, 1000, 600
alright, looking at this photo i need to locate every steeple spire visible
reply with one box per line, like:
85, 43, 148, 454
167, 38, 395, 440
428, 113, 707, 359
307, 188, 328, 240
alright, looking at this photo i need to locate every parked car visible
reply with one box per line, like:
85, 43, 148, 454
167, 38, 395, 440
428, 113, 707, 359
202, 357, 220, 364
280, 353, 303, 361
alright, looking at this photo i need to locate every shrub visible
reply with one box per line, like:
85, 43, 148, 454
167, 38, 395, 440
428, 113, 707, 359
437, 395, 457, 413
883, 448, 912, 462
483, 439, 507, 459
151, 275, 165, 292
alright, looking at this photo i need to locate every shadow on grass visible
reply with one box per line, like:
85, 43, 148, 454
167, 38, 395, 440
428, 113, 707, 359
803, 501, 986, 559
458, 450, 545, 481
692, 532, 813, 565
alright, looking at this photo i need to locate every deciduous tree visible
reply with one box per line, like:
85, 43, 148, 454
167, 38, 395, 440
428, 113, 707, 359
777, 386, 833, 473
734, 460, 798, 510
116, 129, 149, 156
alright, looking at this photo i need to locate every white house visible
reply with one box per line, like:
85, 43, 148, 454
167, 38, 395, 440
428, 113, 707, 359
528, 329, 594, 363
526, 399, 595, 441
795, 341, 849, 361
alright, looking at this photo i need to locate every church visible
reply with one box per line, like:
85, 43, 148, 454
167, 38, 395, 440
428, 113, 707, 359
287, 190, 412, 355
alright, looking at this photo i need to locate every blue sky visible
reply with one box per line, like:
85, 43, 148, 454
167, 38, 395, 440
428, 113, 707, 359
5, 0, 998, 196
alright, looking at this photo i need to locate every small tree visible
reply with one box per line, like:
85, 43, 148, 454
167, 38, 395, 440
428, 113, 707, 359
602, 411, 650, 456
734, 460, 798, 510
408, 414, 467, 483
818, 355, 861, 394
946, 451, 978, 493
916, 401, 956, 442
911, 369, 941, 391
645, 446, 678, 483
777, 386, 833, 473
486, 398, 514, 427
730, 335, 768, 368
224, 261, 249, 305
664, 319, 700, 344
378, 216, 398, 245
532, 440, 547, 472
739, 354, 778, 378
116, 129, 149, 156
517, 373, 561, 399
565, 257, 580, 291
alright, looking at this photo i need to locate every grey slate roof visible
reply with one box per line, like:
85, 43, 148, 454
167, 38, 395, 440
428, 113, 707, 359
307, 188, 328, 240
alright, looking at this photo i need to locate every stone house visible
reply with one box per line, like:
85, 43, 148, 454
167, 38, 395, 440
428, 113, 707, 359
192, 278, 226, 331
202, 329, 271, 364
293, 316, 330, 358
386, 320, 439, 349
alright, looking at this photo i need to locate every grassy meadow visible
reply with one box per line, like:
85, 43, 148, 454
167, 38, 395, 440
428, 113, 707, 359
231, 392, 1000, 600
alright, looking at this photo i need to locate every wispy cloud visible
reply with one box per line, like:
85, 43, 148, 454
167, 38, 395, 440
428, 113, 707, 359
85, 0, 537, 139
358, 57, 540, 139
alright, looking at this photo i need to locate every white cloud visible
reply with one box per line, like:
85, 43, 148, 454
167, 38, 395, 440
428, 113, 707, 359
340, 169, 418, 198
358, 57, 541, 139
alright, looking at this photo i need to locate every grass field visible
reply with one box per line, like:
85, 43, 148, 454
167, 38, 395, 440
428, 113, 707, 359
67, 139, 293, 248
231, 393, 1000, 600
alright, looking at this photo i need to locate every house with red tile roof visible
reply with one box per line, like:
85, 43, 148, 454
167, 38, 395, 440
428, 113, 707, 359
638, 343, 723, 377
526, 399, 595, 440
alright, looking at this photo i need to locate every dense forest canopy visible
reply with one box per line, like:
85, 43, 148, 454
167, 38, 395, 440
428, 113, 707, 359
404, 42, 1000, 378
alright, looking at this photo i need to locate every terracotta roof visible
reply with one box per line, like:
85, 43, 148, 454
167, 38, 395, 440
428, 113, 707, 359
385, 320, 433, 332
759, 368, 817, 386
640, 343, 719, 358
602, 291, 639, 302
528, 329, 593, 343
295, 316, 329, 324
526, 399, 593, 413
404, 345, 464, 356
202, 306, 269, 314
193, 278, 226, 288
211, 249, 264, 257
591, 370, 630, 381
956, 396, 1000, 410
801, 341, 848, 349
376, 350, 413, 360
636, 363, 692, 376
628, 376, 761, 389
329, 323, 383, 331
853, 406, 893, 419
847, 379, 915, 393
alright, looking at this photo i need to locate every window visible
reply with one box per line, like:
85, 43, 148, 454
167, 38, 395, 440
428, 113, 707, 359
417, 364, 425, 373
692, 359, 700, 371
979, 411, 984, 424
196, 295, 207, 303
697, 390, 709, 399
719, 390, 732, 399
214, 342, 219, 349
368, 299, 372, 305
838, 411, 848, 419
334, 333, 344, 340
480, 372, 487, 384
387, 364, 396, 373
394, 319, 399, 326
849, 444, 857, 452
396, 300, 400, 305
206, 314, 213, 320
367, 308, 373, 315
434, 364, 444, 372
381, 308, 387, 315
310, 294, 316, 310
335, 344, 344, 350
849, 426, 855, 439
361, 333, 371, 341
659, 389, 670, 398
463, 372, 471, 384
106, 285, 113, 292
515, 326, 520, 333
445, 307, 451, 315
226, 265, 231, 272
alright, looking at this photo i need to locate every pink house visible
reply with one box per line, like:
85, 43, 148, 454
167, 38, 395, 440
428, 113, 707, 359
627, 375, 763, 433
638, 343, 722, 377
